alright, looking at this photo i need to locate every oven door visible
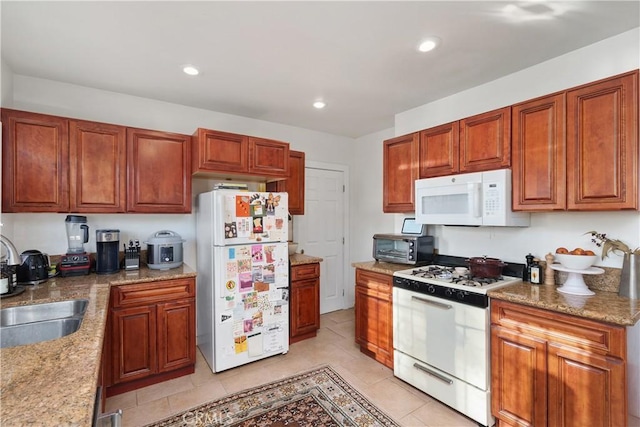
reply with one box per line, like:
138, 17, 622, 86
392, 287, 489, 390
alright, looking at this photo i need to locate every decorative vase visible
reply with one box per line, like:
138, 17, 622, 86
619, 253, 640, 299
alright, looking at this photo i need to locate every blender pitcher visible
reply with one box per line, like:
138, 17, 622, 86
65, 215, 89, 254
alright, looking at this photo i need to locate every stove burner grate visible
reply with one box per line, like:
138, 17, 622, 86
410, 265, 504, 287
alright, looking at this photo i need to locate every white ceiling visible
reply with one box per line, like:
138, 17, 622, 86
1, 1, 639, 138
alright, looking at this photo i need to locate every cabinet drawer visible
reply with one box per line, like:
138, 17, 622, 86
291, 263, 319, 281
355, 268, 392, 292
491, 300, 625, 358
111, 278, 195, 308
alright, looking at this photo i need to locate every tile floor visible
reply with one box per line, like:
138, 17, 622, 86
105, 308, 640, 427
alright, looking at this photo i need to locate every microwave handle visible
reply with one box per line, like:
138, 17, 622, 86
470, 182, 482, 218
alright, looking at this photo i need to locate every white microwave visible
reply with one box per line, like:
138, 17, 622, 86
414, 169, 530, 227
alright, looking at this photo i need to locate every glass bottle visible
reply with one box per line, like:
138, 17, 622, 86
524, 253, 534, 282
530, 258, 544, 284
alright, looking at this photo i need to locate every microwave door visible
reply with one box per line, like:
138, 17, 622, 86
416, 182, 482, 225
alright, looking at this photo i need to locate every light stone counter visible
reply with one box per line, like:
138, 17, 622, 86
351, 260, 412, 276
290, 253, 323, 266
0, 264, 196, 426
488, 283, 640, 326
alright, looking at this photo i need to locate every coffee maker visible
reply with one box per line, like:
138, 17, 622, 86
59, 215, 92, 277
96, 229, 120, 274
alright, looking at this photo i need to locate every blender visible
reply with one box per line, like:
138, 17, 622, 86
59, 215, 92, 277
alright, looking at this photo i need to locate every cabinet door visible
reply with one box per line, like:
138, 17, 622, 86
460, 107, 511, 173
419, 121, 459, 178
566, 71, 638, 210
157, 299, 196, 373
547, 343, 626, 427
266, 150, 305, 215
491, 325, 548, 427
70, 120, 126, 212
248, 137, 289, 176
192, 128, 248, 174
284, 150, 305, 215
355, 282, 393, 369
383, 133, 419, 213
290, 278, 320, 338
111, 305, 157, 384
512, 93, 567, 211
1, 109, 69, 212
127, 128, 191, 213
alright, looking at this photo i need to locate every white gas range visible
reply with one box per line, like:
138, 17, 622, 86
392, 261, 523, 426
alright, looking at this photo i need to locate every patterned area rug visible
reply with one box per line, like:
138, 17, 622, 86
145, 365, 400, 427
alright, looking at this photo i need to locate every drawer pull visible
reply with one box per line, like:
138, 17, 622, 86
411, 296, 452, 310
413, 363, 453, 385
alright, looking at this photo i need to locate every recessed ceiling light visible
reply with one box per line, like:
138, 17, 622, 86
418, 37, 441, 53
183, 65, 199, 76
313, 101, 326, 109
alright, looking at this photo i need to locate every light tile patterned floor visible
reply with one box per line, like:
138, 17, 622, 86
105, 308, 640, 427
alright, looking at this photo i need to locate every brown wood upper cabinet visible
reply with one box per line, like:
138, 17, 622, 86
512, 70, 638, 211
420, 107, 511, 178
266, 150, 305, 215
383, 132, 419, 213
70, 120, 127, 212
192, 128, 289, 179
2, 109, 70, 212
127, 128, 192, 213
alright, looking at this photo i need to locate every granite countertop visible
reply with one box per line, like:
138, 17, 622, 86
352, 260, 411, 276
0, 264, 196, 426
290, 253, 323, 266
351, 260, 640, 327
488, 283, 640, 326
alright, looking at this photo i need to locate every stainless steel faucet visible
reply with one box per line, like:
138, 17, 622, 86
0, 235, 20, 265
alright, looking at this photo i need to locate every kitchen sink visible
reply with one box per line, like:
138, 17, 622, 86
0, 299, 88, 327
0, 299, 88, 348
1, 317, 83, 348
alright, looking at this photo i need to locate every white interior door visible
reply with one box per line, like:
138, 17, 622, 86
296, 166, 345, 314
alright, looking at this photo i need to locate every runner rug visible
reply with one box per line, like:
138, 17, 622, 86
145, 365, 400, 427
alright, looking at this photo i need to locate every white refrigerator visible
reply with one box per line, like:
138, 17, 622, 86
196, 190, 289, 373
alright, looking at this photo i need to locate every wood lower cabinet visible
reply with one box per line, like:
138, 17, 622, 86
106, 277, 196, 396
127, 127, 191, 213
266, 150, 305, 215
289, 262, 320, 343
383, 133, 419, 213
491, 299, 627, 427
354, 268, 393, 369
1, 109, 70, 212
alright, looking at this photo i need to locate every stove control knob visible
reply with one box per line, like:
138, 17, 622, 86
444, 288, 454, 297
457, 291, 466, 300
427, 285, 436, 294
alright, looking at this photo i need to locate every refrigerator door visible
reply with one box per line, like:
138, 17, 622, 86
212, 242, 289, 372
208, 190, 289, 246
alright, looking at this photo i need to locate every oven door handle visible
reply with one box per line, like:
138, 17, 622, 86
411, 295, 452, 310
413, 363, 453, 385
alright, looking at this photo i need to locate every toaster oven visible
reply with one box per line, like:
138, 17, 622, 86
373, 234, 434, 265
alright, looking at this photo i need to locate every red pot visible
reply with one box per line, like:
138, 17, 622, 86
466, 256, 506, 278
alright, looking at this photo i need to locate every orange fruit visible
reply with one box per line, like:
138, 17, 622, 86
556, 247, 569, 254
584, 250, 596, 256
571, 248, 585, 255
